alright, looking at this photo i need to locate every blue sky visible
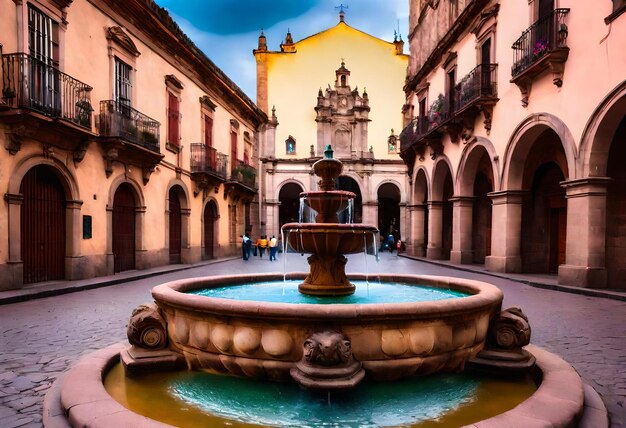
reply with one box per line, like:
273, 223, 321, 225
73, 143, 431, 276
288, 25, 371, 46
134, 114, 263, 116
154, 0, 409, 100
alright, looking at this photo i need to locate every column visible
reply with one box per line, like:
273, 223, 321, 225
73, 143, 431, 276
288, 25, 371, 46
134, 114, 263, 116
3, 193, 24, 289
426, 201, 444, 259
558, 177, 611, 288
408, 203, 426, 256
450, 196, 475, 264
65, 199, 83, 280
485, 191, 525, 273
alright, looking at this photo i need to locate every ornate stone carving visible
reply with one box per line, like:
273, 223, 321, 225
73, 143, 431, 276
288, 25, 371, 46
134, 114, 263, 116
127, 303, 167, 350
290, 331, 365, 390
487, 306, 531, 350
106, 26, 140, 57
5, 123, 38, 155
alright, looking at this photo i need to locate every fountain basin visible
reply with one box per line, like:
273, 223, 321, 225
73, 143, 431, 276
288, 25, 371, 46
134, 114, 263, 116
147, 273, 502, 381
283, 223, 377, 255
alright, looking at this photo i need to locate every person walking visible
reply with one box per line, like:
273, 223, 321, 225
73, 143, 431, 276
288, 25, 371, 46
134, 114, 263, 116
257, 235, 268, 258
268, 235, 278, 261
242, 233, 251, 261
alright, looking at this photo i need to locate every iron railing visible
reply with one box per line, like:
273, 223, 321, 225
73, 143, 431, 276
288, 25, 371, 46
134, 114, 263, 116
97, 100, 160, 153
231, 159, 256, 188
399, 117, 430, 152
454, 64, 498, 111
511, 8, 570, 77
1, 52, 93, 129
190, 143, 228, 178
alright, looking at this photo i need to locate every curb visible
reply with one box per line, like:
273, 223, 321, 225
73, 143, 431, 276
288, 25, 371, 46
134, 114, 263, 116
400, 254, 626, 302
0, 257, 239, 306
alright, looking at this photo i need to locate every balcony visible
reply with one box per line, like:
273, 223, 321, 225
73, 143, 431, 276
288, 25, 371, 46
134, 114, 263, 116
190, 143, 228, 194
511, 8, 570, 106
225, 160, 257, 200
0, 52, 95, 159
97, 100, 163, 184
400, 64, 499, 165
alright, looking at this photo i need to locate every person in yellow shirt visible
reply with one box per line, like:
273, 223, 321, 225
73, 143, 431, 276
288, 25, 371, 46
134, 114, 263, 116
268, 235, 278, 261
256, 235, 268, 258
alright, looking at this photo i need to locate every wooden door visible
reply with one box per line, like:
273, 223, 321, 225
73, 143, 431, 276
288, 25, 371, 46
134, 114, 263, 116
20, 166, 65, 284
169, 188, 181, 264
112, 183, 136, 273
203, 201, 217, 259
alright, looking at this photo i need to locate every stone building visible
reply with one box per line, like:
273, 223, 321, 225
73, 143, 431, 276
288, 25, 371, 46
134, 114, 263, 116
254, 11, 410, 242
400, 0, 626, 289
0, 0, 266, 290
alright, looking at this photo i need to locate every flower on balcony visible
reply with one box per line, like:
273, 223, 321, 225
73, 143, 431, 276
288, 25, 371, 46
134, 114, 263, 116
532, 37, 548, 59
428, 93, 445, 129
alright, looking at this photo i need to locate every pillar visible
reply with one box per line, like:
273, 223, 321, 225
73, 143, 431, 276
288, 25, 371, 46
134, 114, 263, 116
450, 196, 475, 264
558, 178, 610, 288
409, 203, 426, 256
485, 191, 525, 273
426, 201, 444, 259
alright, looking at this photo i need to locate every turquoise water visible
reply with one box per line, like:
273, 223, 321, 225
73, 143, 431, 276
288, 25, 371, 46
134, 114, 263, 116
170, 372, 479, 428
191, 280, 468, 304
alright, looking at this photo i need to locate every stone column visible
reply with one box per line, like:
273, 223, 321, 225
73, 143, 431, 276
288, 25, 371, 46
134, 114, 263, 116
105, 204, 114, 274
362, 201, 378, 231
558, 177, 611, 288
450, 196, 475, 264
65, 199, 84, 280
485, 191, 525, 273
3, 193, 24, 289
399, 202, 408, 241
135, 206, 147, 269
180, 207, 192, 264
265, 200, 280, 240
426, 201, 444, 259
409, 203, 426, 256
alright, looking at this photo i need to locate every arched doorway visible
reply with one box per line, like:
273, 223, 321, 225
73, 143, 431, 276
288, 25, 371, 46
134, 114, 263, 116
521, 130, 568, 273
112, 183, 136, 273
472, 170, 493, 263
279, 183, 303, 228
168, 186, 183, 264
430, 161, 453, 260
203, 200, 218, 259
20, 165, 66, 284
606, 117, 626, 287
378, 183, 401, 239
336, 176, 362, 223
412, 169, 429, 256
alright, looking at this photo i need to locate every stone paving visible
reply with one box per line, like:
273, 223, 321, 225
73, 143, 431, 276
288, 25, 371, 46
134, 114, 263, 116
0, 253, 625, 427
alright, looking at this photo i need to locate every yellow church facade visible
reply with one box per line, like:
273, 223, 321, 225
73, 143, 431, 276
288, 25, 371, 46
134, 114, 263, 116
255, 12, 410, 241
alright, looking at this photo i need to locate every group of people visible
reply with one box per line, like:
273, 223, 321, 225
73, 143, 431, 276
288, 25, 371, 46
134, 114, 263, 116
241, 233, 279, 261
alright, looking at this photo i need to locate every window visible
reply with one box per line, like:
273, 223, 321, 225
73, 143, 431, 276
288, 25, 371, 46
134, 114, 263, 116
230, 120, 239, 173
28, 5, 60, 112
286, 136, 296, 155
114, 57, 132, 109
167, 91, 180, 146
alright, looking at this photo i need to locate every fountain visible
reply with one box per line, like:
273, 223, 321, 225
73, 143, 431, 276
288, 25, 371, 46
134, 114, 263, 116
45, 145, 597, 427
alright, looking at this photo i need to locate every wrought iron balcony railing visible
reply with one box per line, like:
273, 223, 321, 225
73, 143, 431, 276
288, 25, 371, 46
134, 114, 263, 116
454, 64, 498, 111
511, 8, 570, 77
97, 100, 160, 153
190, 143, 228, 178
399, 117, 430, 152
1, 52, 93, 129
231, 159, 256, 188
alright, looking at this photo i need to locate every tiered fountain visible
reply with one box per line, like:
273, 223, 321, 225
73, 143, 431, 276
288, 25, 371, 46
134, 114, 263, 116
46, 146, 594, 427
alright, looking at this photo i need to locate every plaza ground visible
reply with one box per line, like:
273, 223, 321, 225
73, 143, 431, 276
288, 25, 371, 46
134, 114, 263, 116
0, 252, 624, 427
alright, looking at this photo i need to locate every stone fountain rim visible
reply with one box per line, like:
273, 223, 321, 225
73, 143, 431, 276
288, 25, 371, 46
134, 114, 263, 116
298, 190, 356, 197
281, 223, 379, 231
151, 273, 503, 321
44, 343, 594, 428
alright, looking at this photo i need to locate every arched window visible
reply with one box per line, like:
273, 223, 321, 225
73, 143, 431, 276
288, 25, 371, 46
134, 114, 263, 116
286, 136, 296, 155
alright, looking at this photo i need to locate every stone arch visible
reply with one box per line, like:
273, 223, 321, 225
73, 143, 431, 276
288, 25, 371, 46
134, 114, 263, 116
166, 182, 190, 264
202, 197, 220, 260
429, 157, 454, 260
456, 139, 498, 264
579, 80, 626, 177
456, 137, 500, 196
377, 181, 402, 240
5, 155, 82, 285
278, 181, 305, 226
409, 167, 430, 257
501, 113, 577, 190
336, 174, 363, 223
107, 175, 145, 273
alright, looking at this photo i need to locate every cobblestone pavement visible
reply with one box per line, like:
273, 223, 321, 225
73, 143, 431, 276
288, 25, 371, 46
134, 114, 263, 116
1, 253, 624, 427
